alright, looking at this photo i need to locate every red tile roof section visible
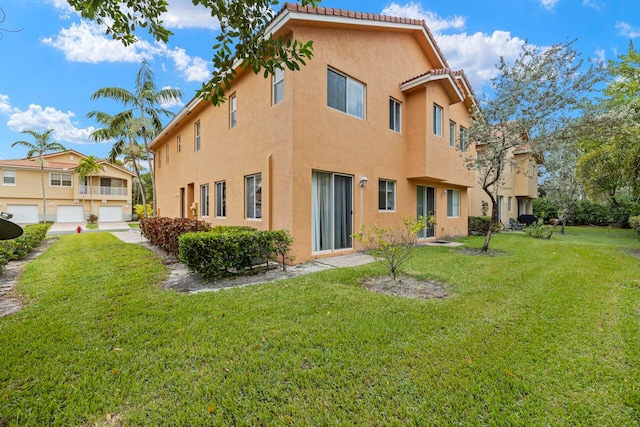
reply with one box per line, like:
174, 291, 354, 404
279, 2, 450, 69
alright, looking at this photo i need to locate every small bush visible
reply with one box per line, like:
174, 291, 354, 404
87, 214, 98, 224
524, 220, 554, 240
533, 198, 561, 223
140, 217, 211, 256
630, 216, 640, 238
211, 225, 257, 234
468, 216, 492, 236
0, 223, 50, 273
178, 229, 293, 280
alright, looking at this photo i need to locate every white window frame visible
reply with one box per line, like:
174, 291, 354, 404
245, 173, 262, 220
2, 170, 16, 186
389, 98, 401, 133
508, 196, 513, 212
230, 93, 237, 128
200, 184, 209, 217
215, 180, 226, 218
433, 104, 443, 137
378, 179, 396, 211
327, 68, 366, 120
50, 172, 73, 187
447, 189, 460, 217
158, 148, 162, 168
449, 120, 456, 147
177, 135, 181, 153
166, 144, 170, 164
273, 68, 284, 105
459, 126, 468, 152
194, 121, 201, 151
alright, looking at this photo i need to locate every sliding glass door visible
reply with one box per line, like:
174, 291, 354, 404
312, 171, 353, 252
417, 185, 435, 238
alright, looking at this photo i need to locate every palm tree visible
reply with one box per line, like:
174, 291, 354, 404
11, 129, 66, 222
74, 155, 105, 217
88, 59, 182, 215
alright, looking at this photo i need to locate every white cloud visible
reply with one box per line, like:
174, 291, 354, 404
381, 2, 465, 32
163, 0, 220, 30
380, 3, 526, 90
582, 0, 602, 10
5, 103, 96, 145
159, 87, 185, 109
0, 95, 19, 115
540, 0, 560, 10
616, 21, 640, 39
42, 21, 152, 63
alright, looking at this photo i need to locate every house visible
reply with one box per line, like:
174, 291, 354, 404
468, 142, 542, 225
0, 150, 135, 223
149, 3, 477, 264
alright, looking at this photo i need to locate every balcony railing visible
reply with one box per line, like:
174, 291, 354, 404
79, 185, 127, 196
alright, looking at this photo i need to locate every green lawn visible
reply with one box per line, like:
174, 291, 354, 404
1, 227, 639, 426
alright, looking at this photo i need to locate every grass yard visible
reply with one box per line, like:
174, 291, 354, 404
0, 227, 639, 425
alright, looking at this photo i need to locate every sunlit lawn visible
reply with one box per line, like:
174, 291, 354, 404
0, 227, 638, 425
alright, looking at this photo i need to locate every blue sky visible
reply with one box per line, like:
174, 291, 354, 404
0, 0, 638, 160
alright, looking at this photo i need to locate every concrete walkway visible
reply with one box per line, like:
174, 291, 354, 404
47, 221, 133, 235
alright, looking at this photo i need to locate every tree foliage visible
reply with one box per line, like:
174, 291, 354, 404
74, 155, 105, 216
67, 0, 319, 105
467, 40, 603, 250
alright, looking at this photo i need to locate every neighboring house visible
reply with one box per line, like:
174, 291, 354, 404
0, 150, 135, 223
468, 142, 542, 226
150, 3, 476, 264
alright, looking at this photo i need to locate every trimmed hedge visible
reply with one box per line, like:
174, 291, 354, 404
0, 223, 50, 273
179, 229, 293, 281
468, 216, 492, 236
140, 217, 211, 256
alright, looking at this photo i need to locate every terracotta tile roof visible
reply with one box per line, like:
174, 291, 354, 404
279, 2, 450, 69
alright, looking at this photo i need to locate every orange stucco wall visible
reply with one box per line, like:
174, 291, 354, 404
152, 21, 475, 263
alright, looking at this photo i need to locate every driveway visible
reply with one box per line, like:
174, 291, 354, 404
47, 221, 132, 235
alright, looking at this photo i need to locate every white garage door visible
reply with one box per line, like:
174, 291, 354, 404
57, 206, 85, 223
7, 205, 39, 224
99, 206, 123, 222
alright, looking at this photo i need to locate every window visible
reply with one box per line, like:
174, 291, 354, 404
177, 135, 181, 153
245, 173, 262, 219
378, 179, 396, 211
158, 148, 161, 168
389, 98, 401, 132
194, 121, 201, 151
327, 68, 365, 119
200, 184, 209, 217
433, 104, 443, 137
166, 144, 170, 164
459, 126, 468, 152
273, 68, 284, 105
50, 173, 72, 187
508, 196, 513, 212
2, 170, 16, 185
230, 93, 237, 128
447, 189, 460, 217
215, 181, 226, 218
449, 120, 456, 147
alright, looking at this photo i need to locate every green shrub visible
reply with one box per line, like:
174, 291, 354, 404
573, 200, 610, 226
524, 219, 554, 239
178, 229, 292, 281
630, 216, 640, 238
87, 213, 98, 224
140, 217, 211, 256
211, 225, 257, 234
533, 197, 560, 223
0, 223, 50, 273
468, 216, 492, 236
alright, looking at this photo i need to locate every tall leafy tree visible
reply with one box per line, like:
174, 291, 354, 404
74, 155, 105, 217
11, 129, 66, 222
66, 0, 318, 105
89, 60, 181, 215
467, 41, 603, 251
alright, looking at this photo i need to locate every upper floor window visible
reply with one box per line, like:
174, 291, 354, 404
158, 148, 162, 168
245, 173, 262, 220
50, 173, 72, 187
433, 104, 443, 137
459, 126, 468, 152
2, 170, 16, 185
449, 120, 456, 147
230, 93, 237, 128
194, 121, 201, 151
200, 184, 209, 217
447, 189, 460, 217
215, 180, 226, 218
166, 144, 170, 164
177, 135, 181, 153
273, 68, 284, 105
378, 179, 396, 211
327, 68, 365, 119
389, 98, 401, 133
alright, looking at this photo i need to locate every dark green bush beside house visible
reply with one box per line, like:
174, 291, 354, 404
468, 216, 492, 235
630, 216, 640, 238
140, 217, 211, 256
0, 223, 49, 273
